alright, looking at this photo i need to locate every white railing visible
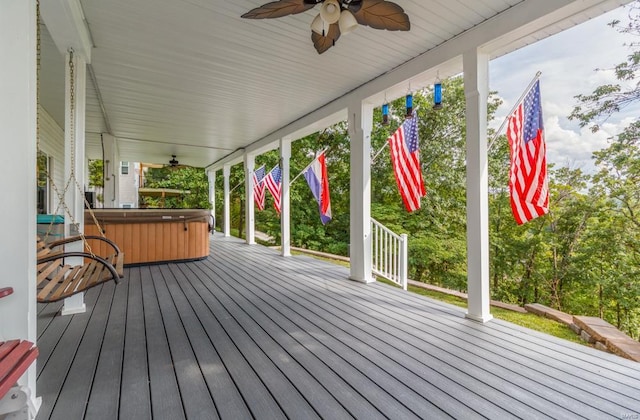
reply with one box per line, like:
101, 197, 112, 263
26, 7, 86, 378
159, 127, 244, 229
371, 218, 408, 290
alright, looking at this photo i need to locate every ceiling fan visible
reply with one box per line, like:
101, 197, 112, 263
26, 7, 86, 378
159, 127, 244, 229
163, 155, 193, 170
242, 0, 410, 54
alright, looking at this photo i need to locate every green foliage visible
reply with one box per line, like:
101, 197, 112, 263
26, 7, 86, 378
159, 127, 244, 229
144, 166, 211, 209
88, 159, 104, 188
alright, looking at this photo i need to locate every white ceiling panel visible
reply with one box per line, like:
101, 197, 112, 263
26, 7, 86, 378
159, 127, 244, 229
39, 0, 630, 168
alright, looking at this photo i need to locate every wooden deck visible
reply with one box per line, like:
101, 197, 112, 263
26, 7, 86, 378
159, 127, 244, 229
36, 235, 640, 419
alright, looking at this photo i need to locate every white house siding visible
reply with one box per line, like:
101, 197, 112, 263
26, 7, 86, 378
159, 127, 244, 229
38, 105, 64, 215
118, 162, 139, 208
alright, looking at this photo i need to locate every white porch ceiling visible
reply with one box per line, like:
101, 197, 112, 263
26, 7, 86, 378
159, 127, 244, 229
39, 0, 630, 168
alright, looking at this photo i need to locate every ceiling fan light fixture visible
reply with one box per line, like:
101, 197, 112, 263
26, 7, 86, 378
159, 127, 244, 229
338, 9, 358, 34
320, 0, 341, 25
311, 13, 324, 35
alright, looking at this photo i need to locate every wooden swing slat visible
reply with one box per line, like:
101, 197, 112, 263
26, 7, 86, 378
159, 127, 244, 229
36, 235, 124, 303
37, 265, 72, 300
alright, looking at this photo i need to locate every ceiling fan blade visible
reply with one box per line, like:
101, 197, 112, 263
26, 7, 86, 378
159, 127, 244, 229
311, 23, 341, 54
242, 0, 316, 19
352, 0, 410, 31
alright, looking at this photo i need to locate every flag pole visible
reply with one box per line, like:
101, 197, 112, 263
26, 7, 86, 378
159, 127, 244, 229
488, 71, 542, 153
290, 146, 329, 186
229, 180, 243, 193
371, 107, 420, 164
228, 164, 266, 193
371, 142, 389, 164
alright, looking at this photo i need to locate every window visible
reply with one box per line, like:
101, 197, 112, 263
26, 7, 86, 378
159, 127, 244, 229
121, 161, 129, 175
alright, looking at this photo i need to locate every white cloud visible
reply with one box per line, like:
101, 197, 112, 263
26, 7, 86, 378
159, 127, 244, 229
545, 115, 627, 173
488, 5, 638, 174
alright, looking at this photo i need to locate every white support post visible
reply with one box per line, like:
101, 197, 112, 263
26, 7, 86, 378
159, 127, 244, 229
223, 164, 231, 237
400, 233, 408, 291
101, 133, 119, 208
208, 170, 216, 232
280, 137, 292, 257
62, 51, 87, 316
0, 0, 39, 411
348, 100, 374, 283
463, 49, 493, 323
244, 154, 256, 245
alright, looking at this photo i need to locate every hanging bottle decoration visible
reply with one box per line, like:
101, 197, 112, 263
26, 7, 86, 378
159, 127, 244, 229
382, 102, 389, 125
433, 78, 443, 110
405, 92, 413, 118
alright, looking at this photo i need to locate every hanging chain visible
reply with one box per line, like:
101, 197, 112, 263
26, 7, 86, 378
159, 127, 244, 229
65, 50, 106, 240
36, 0, 61, 242
36, 0, 41, 153
35, 7, 104, 255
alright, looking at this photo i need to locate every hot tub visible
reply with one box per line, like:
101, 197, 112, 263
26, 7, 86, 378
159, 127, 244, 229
83, 209, 211, 265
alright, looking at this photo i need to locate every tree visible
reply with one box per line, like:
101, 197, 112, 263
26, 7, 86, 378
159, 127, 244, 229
567, 2, 640, 337
88, 159, 104, 205
144, 166, 211, 209
570, 2, 640, 132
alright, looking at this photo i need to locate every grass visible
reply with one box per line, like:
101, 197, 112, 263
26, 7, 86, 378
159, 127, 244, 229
290, 250, 351, 267
406, 285, 584, 345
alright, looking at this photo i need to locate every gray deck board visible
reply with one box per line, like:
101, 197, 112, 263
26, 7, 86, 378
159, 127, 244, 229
203, 253, 461, 419
207, 252, 540, 419
36, 287, 102, 420
36, 234, 640, 420
141, 265, 186, 420
84, 271, 129, 420
171, 263, 288, 420
150, 264, 219, 420
164, 265, 253, 419
183, 262, 382, 420
119, 266, 152, 420
281, 253, 637, 418
49, 282, 116, 420
185, 263, 323, 420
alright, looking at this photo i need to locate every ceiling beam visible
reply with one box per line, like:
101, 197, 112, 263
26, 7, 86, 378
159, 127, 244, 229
40, 0, 93, 62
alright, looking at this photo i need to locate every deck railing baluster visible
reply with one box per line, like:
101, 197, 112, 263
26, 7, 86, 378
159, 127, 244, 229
370, 218, 408, 290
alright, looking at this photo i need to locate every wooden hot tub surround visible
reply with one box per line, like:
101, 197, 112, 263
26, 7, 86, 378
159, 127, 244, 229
84, 209, 211, 265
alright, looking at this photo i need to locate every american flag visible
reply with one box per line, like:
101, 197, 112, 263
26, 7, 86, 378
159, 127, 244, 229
388, 116, 425, 212
265, 164, 282, 213
507, 79, 549, 225
252, 165, 266, 211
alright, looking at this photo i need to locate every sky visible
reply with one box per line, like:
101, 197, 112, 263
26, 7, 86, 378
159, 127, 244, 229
489, 4, 639, 174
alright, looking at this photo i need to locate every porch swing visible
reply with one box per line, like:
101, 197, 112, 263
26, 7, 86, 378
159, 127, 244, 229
36, 47, 124, 304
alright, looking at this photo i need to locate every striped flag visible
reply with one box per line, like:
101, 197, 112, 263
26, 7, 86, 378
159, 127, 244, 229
507, 79, 549, 225
303, 151, 332, 224
388, 115, 425, 212
265, 164, 282, 213
252, 165, 266, 211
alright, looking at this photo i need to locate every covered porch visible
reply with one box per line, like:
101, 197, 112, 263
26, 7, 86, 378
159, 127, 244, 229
36, 235, 640, 419
2, 0, 638, 417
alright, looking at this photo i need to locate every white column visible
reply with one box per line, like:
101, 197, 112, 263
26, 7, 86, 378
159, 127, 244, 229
244, 154, 256, 245
348, 100, 374, 283
223, 164, 231, 237
62, 51, 87, 315
0, 0, 38, 404
280, 137, 292, 257
208, 170, 216, 232
101, 133, 119, 208
464, 49, 493, 323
